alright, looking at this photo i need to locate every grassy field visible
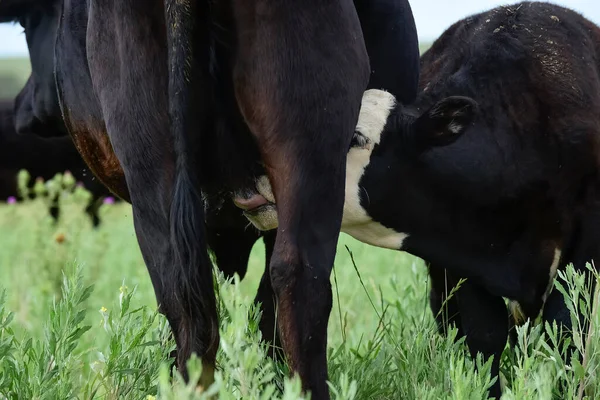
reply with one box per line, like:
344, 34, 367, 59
0, 57, 30, 78
0, 57, 30, 98
0, 50, 599, 398
0, 173, 598, 400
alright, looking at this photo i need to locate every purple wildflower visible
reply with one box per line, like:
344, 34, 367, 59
103, 196, 115, 205
7, 196, 16, 204
76, 182, 84, 188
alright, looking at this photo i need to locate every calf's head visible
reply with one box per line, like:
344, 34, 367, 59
0, 0, 64, 136
233, 89, 478, 233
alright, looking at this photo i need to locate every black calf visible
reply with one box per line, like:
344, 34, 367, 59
241, 2, 600, 397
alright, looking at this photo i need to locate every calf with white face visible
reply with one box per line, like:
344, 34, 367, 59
235, 89, 475, 250
233, 88, 565, 398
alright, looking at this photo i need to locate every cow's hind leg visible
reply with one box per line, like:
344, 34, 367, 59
266, 169, 343, 400
457, 281, 508, 399
107, 149, 218, 385
253, 231, 282, 358
205, 202, 280, 355
81, 0, 219, 385
232, 3, 369, 398
236, 90, 365, 398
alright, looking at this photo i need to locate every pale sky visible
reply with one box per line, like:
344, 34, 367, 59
0, 0, 598, 56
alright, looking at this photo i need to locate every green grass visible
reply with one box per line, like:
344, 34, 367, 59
0, 175, 600, 399
0, 57, 30, 98
0, 57, 31, 78
419, 43, 431, 55
1, 43, 598, 398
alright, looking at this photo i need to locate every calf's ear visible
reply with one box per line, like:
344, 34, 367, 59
414, 96, 477, 149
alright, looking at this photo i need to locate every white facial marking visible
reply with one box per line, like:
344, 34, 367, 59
342, 89, 408, 249
250, 89, 408, 250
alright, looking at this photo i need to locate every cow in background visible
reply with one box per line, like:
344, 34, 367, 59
0, 98, 114, 225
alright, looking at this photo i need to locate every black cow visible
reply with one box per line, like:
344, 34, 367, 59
0, 98, 114, 225
239, 2, 600, 397
0, 0, 420, 397
8, 0, 65, 138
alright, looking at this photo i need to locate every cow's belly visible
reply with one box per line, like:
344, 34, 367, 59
68, 125, 129, 201
56, 74, 128, 201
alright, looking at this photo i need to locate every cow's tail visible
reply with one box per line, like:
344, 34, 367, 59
164, 0, 219, 374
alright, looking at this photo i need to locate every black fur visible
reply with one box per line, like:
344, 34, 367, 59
353, 3, 600, 397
